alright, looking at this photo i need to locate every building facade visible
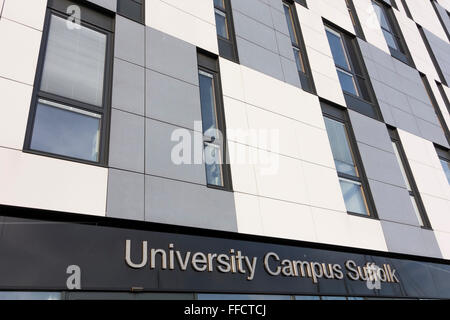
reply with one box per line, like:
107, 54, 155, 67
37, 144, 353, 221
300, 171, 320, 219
0, 0, 449, 300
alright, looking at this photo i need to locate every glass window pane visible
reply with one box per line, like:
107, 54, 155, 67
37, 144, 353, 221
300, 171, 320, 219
392, 141, 412, 191
410, 195, 424, 227
326, 29, 350, 70
215, 9, 229, 39
30, 100, 101, 162
382, 30, 398, 50
372, 2, 390, 30
337, 69, 359, 96
321, 296, 347, 300
324, 117, 358, 176
40, 15, 107, 107
339, 178, 368, 215
199, 71, 220, 137
339, 178, 369, 215
197, 294, 291, 300
214, 0, 225, 9
440, 159, 450, 184
284, 4, 298, 45
0, 292, 61, 300
293, 47, 305, 73
295, 296, 321, 300
204, 142, 224, 187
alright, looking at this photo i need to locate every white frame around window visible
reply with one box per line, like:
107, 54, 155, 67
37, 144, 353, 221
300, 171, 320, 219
338, 176, 370, 215
337, 69, 360, 96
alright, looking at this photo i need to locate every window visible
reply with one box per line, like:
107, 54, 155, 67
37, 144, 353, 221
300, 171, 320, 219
197, 51, 232, 190
214, 0, 239, 63
117, 0, 145, 24
283, 0, 315, 93
389, 128, 431, 228
294, 0, 307, 8
345, 0, 365, 39
325, 25, 381, 120
24, 0, 114, 164
322, 103, 375, 217
436, 147, 450, 185
372, 0, 412, 65
420, 73, 450, 144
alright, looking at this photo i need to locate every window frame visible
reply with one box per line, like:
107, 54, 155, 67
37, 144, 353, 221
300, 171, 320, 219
283, 0, 316, 94
419, 73, 450, 145
23, 0, 114, 166
344, 0, 365, 40
321, 102, 378, 219
214, 0, 239, 63
436, 146, 450, 185
372, 0, 413, 66
324, 23, 383, 121
388, 128, 432, 229
197, 50, 233, 192
117, 0, 145, 24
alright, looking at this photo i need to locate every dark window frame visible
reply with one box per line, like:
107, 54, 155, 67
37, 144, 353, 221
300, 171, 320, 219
283, 0, 316, 94
294, 0, 307, 8
214, 0, 239, 63
23, 0, 114, 167
324, 22, 383, 121
418, 25, 448, 86
436, 81, 450, 114
372, 0, 414, 66
197, 50, 233, 192
436, 146, 450, 185
419, 73, 450, 145
321, 101, 379, 219
117, 0, 145, 24
344, 0, 366, 40
400, 0, 413, 19
388, 128, 432, 229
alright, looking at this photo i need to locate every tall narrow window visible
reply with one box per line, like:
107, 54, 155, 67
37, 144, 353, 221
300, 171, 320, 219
420, 73, 450, 144
325, 25, 381, 120
436, 147, 450, 185
117, 0, 145, 24
389, 128, 431, 228
214, 0, 239, 63
283, 0, 315, 94
372, 0, 412, 65
322, 104, 375, 217
345, 0, 365, 39
24, 0, 114, 164
198, 52, 232, 190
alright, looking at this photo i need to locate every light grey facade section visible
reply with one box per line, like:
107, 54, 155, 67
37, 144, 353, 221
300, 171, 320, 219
112, 58, 145, 116
107, 22, 238, 232
145, 118, 206, 185
358, 39, 449, 148
146, 69, 202, 130
107, 169, 145, 221
348, 111, 442, 258
381, 220, 442, 257
145, 176, 238, 232
230, 0, 301, 88
109, 108, 145, 173
114, 15, 145, 67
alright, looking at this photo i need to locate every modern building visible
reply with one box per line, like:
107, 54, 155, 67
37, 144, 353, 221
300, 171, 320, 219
0, 0, 449, 300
